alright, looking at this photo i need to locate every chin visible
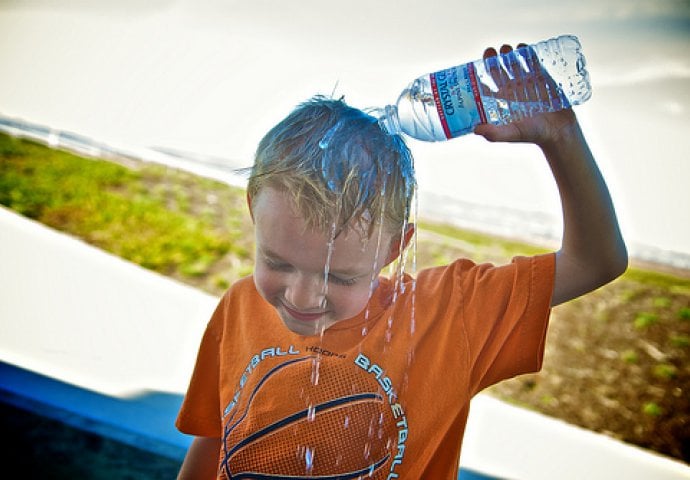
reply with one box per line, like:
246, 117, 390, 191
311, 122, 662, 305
279, 313, 326, 337
283, 321, 324, 337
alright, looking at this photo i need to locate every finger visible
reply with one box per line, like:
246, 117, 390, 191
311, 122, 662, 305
497, 44, 517, 84
522, 44, 566, 109
519, 44, 539, 72
515, 43, 534, 76
502, 46, 520, 80
516, 44, 542, 107
493, 45, 513, 89
500, 47, 527, 118
474, 122, 521, 143
479, 46, 502, 94
483, 47, 498, 60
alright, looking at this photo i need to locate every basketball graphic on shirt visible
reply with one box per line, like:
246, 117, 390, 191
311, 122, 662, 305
220, 355, 397, 479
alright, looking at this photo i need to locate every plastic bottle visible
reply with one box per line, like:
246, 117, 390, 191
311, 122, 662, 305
379, 34, 591, 141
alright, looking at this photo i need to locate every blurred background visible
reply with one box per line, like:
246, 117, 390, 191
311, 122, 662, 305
1, 1, 690, 474
1, 0, 689, 267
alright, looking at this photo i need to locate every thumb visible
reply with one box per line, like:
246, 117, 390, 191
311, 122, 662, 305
473, 123, 518, 143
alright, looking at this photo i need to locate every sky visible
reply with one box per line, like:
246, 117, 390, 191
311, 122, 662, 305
0, 0, 689, 260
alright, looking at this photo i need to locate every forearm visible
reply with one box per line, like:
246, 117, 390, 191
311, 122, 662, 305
540, 111, 628, 305
177, 436, 222, 480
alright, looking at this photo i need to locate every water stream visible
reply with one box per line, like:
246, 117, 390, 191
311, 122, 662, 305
298, 105, 417, 475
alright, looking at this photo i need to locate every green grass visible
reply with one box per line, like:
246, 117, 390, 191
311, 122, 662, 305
0, 132, 246, 280
634, 312, 659, 329
652, 363, 678, 380
417, 220, 551, 258
642, 401, 663, 417
620, 349, 639, 364
623, 267, 690, 290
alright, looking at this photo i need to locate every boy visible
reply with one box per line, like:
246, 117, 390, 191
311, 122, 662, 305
175, 44, 627, 479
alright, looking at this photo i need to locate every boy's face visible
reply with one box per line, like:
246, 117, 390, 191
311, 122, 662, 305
251, 187, 399, 336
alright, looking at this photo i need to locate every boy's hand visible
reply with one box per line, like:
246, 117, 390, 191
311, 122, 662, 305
473, 43, 578, 148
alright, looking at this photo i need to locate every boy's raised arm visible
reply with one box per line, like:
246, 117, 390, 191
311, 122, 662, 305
539, 110, 627, 305
475, 45, 628, 306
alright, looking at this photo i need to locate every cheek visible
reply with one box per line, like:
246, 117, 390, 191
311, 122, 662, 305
329, 285, 373, 317
253, 265, 281, 300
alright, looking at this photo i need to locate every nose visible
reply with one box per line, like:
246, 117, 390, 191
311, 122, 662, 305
284, 273, 326, 311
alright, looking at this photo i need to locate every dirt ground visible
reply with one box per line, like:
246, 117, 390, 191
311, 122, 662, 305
487, 264, 690, 464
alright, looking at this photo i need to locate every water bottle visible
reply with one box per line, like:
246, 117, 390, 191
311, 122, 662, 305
379, 34, 591, 141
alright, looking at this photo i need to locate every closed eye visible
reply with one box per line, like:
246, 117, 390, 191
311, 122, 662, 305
262, 251, 358, 286
328, 274, 357, 287
264, 257, 293, 272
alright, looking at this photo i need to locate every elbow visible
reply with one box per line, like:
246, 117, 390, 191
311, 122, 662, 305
600, 241, 629, 285
553, 242, 628, 306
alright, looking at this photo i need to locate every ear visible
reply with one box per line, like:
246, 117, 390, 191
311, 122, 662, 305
383, 223, 416, 266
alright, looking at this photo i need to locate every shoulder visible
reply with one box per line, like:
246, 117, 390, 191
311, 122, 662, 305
416, 254, 553, 282
207, 275, 264, 329
221, 275, 261, 304
413, 253, 555, 302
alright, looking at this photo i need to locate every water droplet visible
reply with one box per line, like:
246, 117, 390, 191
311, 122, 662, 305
319, 120, 343, 150
305, 446, 315, 474
363, 442, 371, 460
311, 357, 320, 385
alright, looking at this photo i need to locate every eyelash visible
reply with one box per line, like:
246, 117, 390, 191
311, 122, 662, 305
263, 258, 357, 287
329, 275, 357, 287
264, 258, 292, 272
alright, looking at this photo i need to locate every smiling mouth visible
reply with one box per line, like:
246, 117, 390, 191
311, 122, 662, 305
280, 301, 326, 323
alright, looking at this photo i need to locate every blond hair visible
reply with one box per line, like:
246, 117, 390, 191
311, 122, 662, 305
247, 96, 415, 238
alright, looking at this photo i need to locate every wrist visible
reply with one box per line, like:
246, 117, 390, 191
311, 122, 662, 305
538, 109, 583, 154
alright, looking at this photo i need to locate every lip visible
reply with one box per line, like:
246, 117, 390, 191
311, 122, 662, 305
280, 301, 326, 323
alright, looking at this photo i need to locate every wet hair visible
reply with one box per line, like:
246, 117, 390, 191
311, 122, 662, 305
247, 96, 415, 239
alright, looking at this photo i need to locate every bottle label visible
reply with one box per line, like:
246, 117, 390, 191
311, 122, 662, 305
430, 63, 487, 139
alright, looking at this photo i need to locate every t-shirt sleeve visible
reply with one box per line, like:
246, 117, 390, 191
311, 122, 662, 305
461, 253, 556, 394
175, 295, 226, 438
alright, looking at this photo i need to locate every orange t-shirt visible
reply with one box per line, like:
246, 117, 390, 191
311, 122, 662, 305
176, 253, 555, 479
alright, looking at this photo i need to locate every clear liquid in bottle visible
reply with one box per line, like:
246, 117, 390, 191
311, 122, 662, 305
380, 35, 591, 141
